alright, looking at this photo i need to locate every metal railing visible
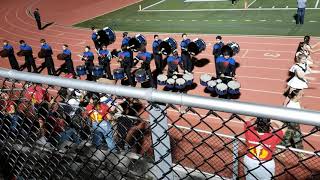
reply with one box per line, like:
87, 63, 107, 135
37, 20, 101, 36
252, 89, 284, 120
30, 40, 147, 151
0, 68, 320, 180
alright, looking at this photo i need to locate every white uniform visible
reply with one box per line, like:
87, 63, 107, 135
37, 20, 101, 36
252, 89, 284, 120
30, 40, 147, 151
286, 100, 301, 109
287, 63, 308, 89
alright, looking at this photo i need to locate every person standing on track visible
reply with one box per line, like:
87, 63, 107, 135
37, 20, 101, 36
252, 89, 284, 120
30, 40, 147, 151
180, 33, 192, 74
2, 40, 20, 70
98, 44, 113, 80
296, 0, 307, 25
40, 39, 55, 75
243, 117, 287, 180
91, 27, 100, 51
61, 44, 75, 76
33, 8, 42, 30
212, 36, 224, 76
19, 40, 38, 73
79, 46, 95, 81
136, 46, 155, 88
118, 45, 134, 86
152, 35, 163, 75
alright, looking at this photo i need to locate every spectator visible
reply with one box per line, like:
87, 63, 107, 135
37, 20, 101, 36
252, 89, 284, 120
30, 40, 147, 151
296, 0, 307, 25
86, 95, 116, 151
244, 117, 287, 180
0, 93, 20, 132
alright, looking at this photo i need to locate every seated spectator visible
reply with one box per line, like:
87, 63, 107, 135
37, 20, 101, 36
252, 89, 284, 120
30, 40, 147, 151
243, 117, 287, 180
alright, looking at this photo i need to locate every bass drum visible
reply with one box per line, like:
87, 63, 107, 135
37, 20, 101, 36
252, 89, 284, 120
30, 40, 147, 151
159, 37, 177, 55
128, 34, 147, 52
187, 38, 206, 56
97, 27, 116, 46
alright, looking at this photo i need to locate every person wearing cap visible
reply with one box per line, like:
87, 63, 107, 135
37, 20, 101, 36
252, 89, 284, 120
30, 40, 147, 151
215, 46, 237, 79
86, 95, 116, 150
243, 116, 287, 180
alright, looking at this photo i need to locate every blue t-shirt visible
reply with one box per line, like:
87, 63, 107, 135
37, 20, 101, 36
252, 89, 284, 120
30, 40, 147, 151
122, 37, 131, 46
41, 43, 52, 50
213, 42, 224, 56
216, 56, 236, 65
98, 49, 111, 61
180, 39, 191, 51
20, 44, 32, 51
63, 49, 71, 55
118, 51, 131, 64
152, 39, 162, 54
3, 44, 14, 54
136, 52, 152, 63
167, 55, 182, 70
92, 33, 98, 41
83, 51, 94, 61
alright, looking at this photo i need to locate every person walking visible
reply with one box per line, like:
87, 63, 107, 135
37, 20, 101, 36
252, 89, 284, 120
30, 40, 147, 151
33, 8, 42, 30
296, 0, 307, 25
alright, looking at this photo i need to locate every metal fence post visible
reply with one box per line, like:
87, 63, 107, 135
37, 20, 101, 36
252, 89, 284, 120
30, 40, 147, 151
149, 103, 174, 180
233, 139, 239, 180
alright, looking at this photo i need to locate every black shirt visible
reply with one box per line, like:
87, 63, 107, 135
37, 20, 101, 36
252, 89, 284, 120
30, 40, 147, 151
34, 11, 41, 20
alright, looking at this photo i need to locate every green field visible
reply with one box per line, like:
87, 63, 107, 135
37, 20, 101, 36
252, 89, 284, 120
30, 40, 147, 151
74, 0, 320, 36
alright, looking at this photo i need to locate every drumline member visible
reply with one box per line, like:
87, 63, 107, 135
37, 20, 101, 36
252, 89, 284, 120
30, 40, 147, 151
19, 40, 38, 73
78, 46, 95, 81
91, 27, 100, 51
243, 117, 286, 180
98, 44, 113, 80
284, 53, 313, 105
40, 39, 56, 75
61, 44, 75, 76
212, 36, 224, 77
118, 45, 134, 86
122, 32, 134, 67
166, 50, 184, 77
216, 48, 236, 79
2, 40, 19, 70
152, 35, 163, 74
180, 33, 192, 74
136, 46, 155, 87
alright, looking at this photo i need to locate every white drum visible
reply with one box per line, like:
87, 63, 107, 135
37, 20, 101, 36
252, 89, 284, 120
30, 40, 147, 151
157, 74, 168, 86
166, 78, 175, 89
200, 74, 212, 86
183, 73, 194, 86
216, 79, 222, 84
207, 80, 217, 92
175, 78, 186, 89
227, 81, 241, 95
215, 83, 228, 96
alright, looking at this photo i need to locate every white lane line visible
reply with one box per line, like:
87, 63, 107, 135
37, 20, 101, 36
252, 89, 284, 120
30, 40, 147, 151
141, 0, 166, 10
259, 19, 267, 22
180, 20, 185, 21
276, 20, 282, 22
247, 0, 257, 8
309, 20, 317, 22
241, 49, 249, 58
245, 19, 252, 22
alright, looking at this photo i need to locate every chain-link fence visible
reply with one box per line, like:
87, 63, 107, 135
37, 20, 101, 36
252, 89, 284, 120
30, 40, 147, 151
0, 69, 320, 180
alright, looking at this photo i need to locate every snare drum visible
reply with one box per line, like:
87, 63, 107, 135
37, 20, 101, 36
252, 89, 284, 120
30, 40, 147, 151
215, 83, 228, 96
188, 38, 206, 55
0, 49, 9, 58
172, 75, 178, 80
76, 65, 86, 76
200, 74, 212, 86
135, 69, 147, 83
113, 68, 125, 80
159, 37, 177, 55
103, 27, 116, 44
227, 81, 241, 95
128, 34, 147, 52
175, 78, 186, 90
183, 73, 194, 86
98, 27, 116, 46
216, 79, 223, 84
166, 78, 175, 89
93, 65, 104, 77
157, 74, 168, 86
207, 80, 217, 92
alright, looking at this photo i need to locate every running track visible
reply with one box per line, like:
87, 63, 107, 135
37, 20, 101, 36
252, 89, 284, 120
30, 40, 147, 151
1, 0, 320, 178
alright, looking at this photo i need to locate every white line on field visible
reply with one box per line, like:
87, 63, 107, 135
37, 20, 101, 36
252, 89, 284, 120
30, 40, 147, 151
140, 7, 320, 12
247, 0, 257, 8
141, 0, 166, 10
316, 0, 320, 8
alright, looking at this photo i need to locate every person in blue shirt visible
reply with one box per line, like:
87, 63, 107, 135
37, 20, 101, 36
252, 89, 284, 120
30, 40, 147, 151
166, 50, 184, 77
136, 46, 154, 87
122, 32, 134, 67
118, 45, 134, 86
78, 46, 94, 81
40, 39, 55, 75
61, 44, 75, 75
216, 46, 236, 79
152, 35, 163, 75
98, 44, 112, 80
91, 27, 100, 51
212, 36, 224, 77
19, 40, 37, 73
2, 40, 19, 70
180, 33, 192, 73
